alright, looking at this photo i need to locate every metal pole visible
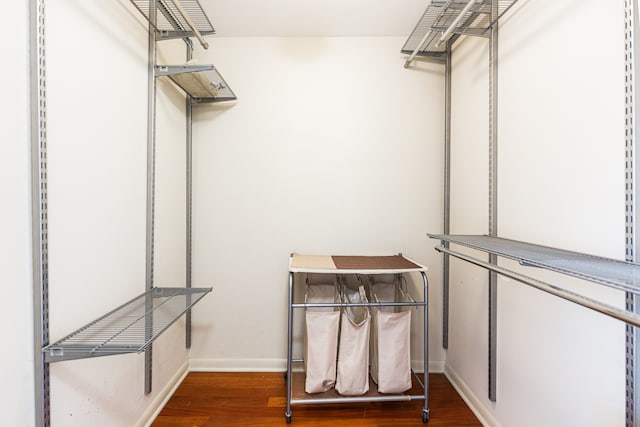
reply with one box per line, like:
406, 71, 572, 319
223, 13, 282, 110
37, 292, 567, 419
285, 272, 294, 423
436, 246, 640, 329
488, 0, 499, 403
172, 0, 209, 49
30, 0, 49, 423
144, 0, 158, 396
185, 39, 193, 349
422, 271, 430, 422
624, 1, 640, 425
442, 42, 452, 350
404, 29, 433, 68
435, 0, 480, 47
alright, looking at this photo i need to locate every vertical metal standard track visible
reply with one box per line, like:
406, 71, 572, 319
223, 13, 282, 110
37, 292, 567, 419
421, 271, 431, 422
442, 42, 452, 350
487, 0, 499, 403
185, 39, 193, 349
144, 0, 158, 396
625, 1, 640, 425
285, 272, 294, 423
30, 0, 49, 424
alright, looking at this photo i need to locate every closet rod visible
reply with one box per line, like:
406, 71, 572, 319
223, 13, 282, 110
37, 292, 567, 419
404, 0, 454, 68
436, 246, 640, 328
404, 29, 433, 68
435, 0, 479, 47
172, 0, 209, 49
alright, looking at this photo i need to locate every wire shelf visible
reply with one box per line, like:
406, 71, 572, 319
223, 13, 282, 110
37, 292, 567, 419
43, 287, 212, 362
401, 0, 519, 58
428, 234, 640, 294
157, 65, 237, 102
129, 0, 215, 39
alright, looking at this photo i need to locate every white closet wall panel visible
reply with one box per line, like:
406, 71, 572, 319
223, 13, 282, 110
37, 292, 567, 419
497, 0, 625, 426
1, 1, 35, 425
447, 0, 626, 426
45, 1, 190, 425
447, 32, 492, 410
189, 37, 445, 371
154, 39, 189, 286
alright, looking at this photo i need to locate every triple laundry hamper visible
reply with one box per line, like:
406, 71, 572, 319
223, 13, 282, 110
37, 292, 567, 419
286, 254, 430, 423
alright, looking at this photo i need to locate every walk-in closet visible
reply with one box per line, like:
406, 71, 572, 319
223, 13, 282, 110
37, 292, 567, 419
3, 1, 637, 426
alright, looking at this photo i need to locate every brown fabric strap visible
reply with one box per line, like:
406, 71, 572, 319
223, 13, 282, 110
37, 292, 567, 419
331, 255, 420, 270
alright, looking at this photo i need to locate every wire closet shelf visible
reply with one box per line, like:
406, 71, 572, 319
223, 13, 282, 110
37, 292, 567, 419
402, 0, 519, 59
133, 0, 237, 102
429, 234, 640, 294
43, 287, 212, 363
428, 234, 640, 328
129, 0, 215, 39
156, 65, 237, 102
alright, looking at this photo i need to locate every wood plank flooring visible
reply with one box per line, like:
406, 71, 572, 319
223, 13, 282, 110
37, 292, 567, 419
151, 372, 481, 426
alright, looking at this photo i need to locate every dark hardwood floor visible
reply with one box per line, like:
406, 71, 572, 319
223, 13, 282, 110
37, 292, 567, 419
151, 372, 481, 426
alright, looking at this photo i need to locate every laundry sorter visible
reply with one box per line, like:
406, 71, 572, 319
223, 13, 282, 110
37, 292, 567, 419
285, 253, 430, 423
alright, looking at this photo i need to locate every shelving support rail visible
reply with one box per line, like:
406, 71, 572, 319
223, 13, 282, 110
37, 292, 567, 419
428, 234, 640, 328
285, 254, 430, 424
42, 287, 212, 363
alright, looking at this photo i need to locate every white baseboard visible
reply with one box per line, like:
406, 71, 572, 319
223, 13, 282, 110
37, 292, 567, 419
188, 358, 445, 373
443, 364, 499, 427
136, 360, 190, 427
189, 358, 288, 372
426, 359, 445, 373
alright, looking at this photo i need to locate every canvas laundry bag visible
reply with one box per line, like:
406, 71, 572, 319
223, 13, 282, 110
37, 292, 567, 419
304, 280, 340, 393
370, 281, 413, 394
335, 285, 370, 396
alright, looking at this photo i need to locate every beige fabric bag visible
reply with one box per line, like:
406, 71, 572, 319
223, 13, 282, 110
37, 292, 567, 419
304, 280, 340, 393
336, 285, 370, 396
370, 281, 413, 394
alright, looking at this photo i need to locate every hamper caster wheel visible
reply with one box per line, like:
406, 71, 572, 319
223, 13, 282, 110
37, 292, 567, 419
422, 410, 430, 423
286, 414, 292, 424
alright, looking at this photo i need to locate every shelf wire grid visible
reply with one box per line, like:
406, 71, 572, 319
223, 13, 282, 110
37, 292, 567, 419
402, 0, 519, 57
129, 0, 215, 35
170, 68, 237, 102
43, 287, 211, 361
429, 234, 640, 294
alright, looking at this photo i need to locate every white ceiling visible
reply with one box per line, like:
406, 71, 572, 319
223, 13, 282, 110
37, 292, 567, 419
198, 0, 428, 37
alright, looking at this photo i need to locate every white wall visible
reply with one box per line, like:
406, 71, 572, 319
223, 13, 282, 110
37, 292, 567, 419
43, 0, 191, 425
1, 1, 36, 426
21, 3, 447, 425
447, 32, 492, 408
12, 2, 446, 424
446, 0, 627, 426
187, 37, 446, 371
17, 1, 629, 425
